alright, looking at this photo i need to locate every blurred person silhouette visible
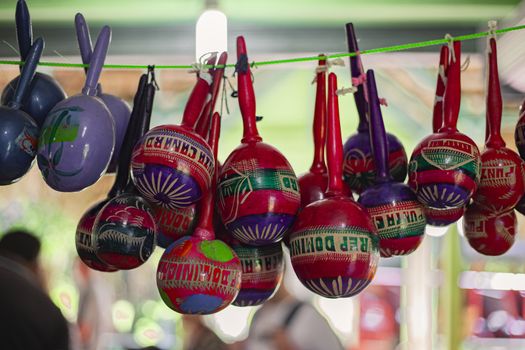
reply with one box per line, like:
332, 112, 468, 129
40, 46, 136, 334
244, 269, 344, 350
182, 314, 227, 350
0, 229, 69, 349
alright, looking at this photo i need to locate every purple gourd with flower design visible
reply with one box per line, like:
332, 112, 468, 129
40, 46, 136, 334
342, 23, 407, 194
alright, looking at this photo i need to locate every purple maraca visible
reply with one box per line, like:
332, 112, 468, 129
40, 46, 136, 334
93, 80, 157, 270
0, 38, 42, 185
76, 74, 148, 272
37, 26, 115, 192
75, 13, 131, 174
342, 23, 407, 194
358, 70, 426, 257
1, 0, 66, 128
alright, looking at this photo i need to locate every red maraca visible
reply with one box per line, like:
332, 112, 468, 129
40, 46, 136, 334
131, 64, 215, 209
424, 45, 466, 226
217, 36, 300, 246
75, 74, 148, 272
289, 72, 379, 298
157, 112, 242, 314
408, 41, 481, 210
463, 204, 516, 256
472, 38, 525, 213
342, 23, 407, 193
358, 70, 426, 258
92, 79, 157, 270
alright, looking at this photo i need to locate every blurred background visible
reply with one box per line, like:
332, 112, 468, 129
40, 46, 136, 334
2, 0, 525, 349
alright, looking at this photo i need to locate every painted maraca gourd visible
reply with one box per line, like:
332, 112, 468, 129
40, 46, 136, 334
75, 13, 131, 174
131, 66, 214, 210
289, 72, 379, 298
37, 26, 115, 192
93, 80, 157, 270
358, 70, 426, 258
408, 41, 481, 210
472, 38, 525, 213
1, 0, 66, 128
217, 36, 301, 246
463, 204, 516, 256
424, 45, 466, 226
153, 52, 228, 248
342, 23, 407, 194
157, 112, 242, 314
0, 38, 43, 185
76, 74, 148, 272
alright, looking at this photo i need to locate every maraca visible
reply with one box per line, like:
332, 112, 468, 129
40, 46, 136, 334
463, 204, 516, 256
37, 26, 115, 192
358, 70, 426, 258
131, 65, 214, 209
153, 52, 228, 248
408, 41, 481, 210
289, 72, 379, 298
217, 36, 301, 246
93, 79, 157, 270
472, 38, 525, 213
157, 112, 242, 314
424, 45, 466, 226
76, 74, 148, 272
0, 38, 42, 185
75, 13, 131, 174
1, 0, 66, 127
342, 23, 407, 193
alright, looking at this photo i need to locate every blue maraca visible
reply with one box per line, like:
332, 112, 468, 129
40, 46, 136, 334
75, 13, 131, 174
1, 0, 66, 128
0, 38, 43, 185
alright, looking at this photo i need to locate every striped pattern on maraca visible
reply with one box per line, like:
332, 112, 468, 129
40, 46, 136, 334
131, 125, 214, 209
154, 204, 198, 248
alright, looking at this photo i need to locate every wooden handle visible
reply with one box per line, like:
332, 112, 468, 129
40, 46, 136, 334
326, 73, 344, 196
345, 23, 368, 132
441, 41, 461, 132
9, 37, 43, 109
310, 55, 327, 174
16, 0, 32, 62
486, 38, 505, 148
181, 72, 211, 130
82, 26, 111, 97
237, 36, 262, 143
432, 45, 449, 133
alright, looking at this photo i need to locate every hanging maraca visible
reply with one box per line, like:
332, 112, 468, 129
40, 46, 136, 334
217, 36, 301, 246
342, 23, 407, 193
92, 77, 157, 270
358, 70, 426, 258
37, 26, 115, 192
0, 38, 42, 185
75, 13, 131, 173
289, 72, 379, 298
1, 0, 66, 128
153, 52, 228, 248
473, 36, 525, 213
157, 112, 242, 314
131, 62, 214, 209
408, 40, 481, 211
424, 45, 466, 226
463, 203, 516, 256
76, 74, 148, 272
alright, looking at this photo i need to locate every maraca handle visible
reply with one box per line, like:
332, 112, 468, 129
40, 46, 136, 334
326, 73, 344, 196
75, 13, 93, 74
140, 80, 156, 138
16, 0, 32, 62
486, 38, 505, 148
237, 36, 262, 143
181, 76, 210, 130
441, 41, 461, 132
82, 26, 111, 97
432, 45, 449, 133
345, 23, 368, 132
194, 112, 221, 241
310, 55, 327, 174
109, 74, 147, 197
366, 70, 390, 182
9, 37, 43, 109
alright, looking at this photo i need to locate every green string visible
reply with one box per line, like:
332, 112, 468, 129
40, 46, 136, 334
1, 24, 524, 70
